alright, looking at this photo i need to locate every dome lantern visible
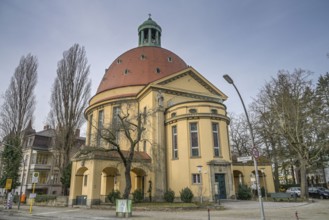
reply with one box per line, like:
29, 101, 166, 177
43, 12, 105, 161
138, 14, 162, 47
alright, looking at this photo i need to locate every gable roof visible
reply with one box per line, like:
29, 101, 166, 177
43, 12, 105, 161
138, 67, 227, 101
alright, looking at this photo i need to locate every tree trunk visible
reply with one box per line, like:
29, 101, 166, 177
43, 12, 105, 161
273, 160, 280, 192
123, 162, 132, 199
291, 164, 296, 184
300, 158, 308, 199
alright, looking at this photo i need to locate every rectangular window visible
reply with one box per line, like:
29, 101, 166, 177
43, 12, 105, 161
192, 173, 201, 184
190, 122, 199, 157
36, 154, 48, 164
27, 137, 33, 146
112, 106, 121, 127
84, 175, 88, 186
212, 123, 220, 157
53, 173, 59, 184
97, 110, 104, 146
88, 114, 93, 145
172, 125, 178, 159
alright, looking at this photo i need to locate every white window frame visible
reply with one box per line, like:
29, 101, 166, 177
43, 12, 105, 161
192, 173, 202, 184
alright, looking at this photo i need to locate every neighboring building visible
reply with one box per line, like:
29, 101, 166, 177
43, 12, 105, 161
16, 124, 85, 197
69, 16, 274, 206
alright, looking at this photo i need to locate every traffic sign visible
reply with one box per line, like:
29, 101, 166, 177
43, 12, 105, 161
32, 172, 39, 183
237, 156, 252, 162
5, 178, 12, 190
252, 147, 259, 159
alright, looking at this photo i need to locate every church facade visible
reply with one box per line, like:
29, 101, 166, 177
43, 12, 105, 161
68, 17, 274, 206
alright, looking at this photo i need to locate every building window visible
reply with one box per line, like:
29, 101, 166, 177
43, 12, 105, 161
84, 175, 88, 186
212, 123, 220, 157
53, 173, 59, 184
124, 69, 129, 74
140, 54, 145, 60
117, 59, 122, 64
112, 106, 121, 127
189, 108, 197, 114
211, 109, 218, 114
168, 57, 172, 62
88, 114, 93, 145
172, 125, 178, 159
192, 173, 201, 184
171, 112, 176, 118
36, 154, 48, 164
97, 110, 104, 147
190, 122, 199, 157
156, 67, 161, 73
27, 137, 34, 146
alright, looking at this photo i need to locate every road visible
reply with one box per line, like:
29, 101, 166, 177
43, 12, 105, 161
1, 199, 329, 219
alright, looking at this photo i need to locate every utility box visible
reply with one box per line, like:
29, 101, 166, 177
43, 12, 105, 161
116, 199, 132, 217
76, 195, 87, 205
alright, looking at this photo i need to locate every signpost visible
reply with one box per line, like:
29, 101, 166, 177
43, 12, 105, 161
252, 147, 260, 159
30, 172, 39, 214
5, 178, 12, 190
237, 156, 252, 163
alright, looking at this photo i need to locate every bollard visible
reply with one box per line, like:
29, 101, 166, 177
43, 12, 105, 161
208, 208, 210, 220
295, 211, 299, 220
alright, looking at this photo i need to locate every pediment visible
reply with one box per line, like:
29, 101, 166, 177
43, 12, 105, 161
150, 67, 227, 100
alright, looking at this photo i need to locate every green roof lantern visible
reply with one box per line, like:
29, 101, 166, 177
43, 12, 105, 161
138, 14, 162, 47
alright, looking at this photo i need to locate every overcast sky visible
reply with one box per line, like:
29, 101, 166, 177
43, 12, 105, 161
1, 0, 328, 135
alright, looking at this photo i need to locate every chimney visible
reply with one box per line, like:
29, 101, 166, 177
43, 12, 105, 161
44, 125, 50, 130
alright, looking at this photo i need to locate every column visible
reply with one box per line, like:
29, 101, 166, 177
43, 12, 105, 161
148, 28, 151, 44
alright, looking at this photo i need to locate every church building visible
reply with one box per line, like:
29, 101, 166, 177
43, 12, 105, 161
68, 16, 274, 206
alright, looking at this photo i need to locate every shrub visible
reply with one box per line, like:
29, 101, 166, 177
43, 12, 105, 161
34, 195, 57, 203
132, 189, 144, 203
180, 187, 194, 203
237, 184, 252, 200
164, 189, 175, 203
107, 190, 121, 203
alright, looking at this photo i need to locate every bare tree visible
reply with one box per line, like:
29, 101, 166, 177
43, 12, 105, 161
229, 113, 251, 156
48, 44, 91, 195
0, 54, 38, 138
256, 69, 323, 198
79, 102, 147, 199
251, 93, 292, 191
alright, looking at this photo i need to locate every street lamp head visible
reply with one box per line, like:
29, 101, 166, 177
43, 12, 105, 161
223, 74, 234, 84
197, 165, 203, 173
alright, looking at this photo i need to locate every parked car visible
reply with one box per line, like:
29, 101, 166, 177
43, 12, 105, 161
286, 187, 301, 197
316, 187, 329, 193
308, 187, 329, 199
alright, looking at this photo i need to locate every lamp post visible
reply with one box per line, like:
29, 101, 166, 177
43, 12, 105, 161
197, 165, 203, 203
223, 74, 265, 220
17, 158, 26, 210
261, 168, 267, 201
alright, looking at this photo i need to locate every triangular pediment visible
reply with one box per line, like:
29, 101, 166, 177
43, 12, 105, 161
150, 67, 227, 100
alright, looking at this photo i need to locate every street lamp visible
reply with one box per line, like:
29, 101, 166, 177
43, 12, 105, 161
197, 165, 203, 203
223, 74, 265, 220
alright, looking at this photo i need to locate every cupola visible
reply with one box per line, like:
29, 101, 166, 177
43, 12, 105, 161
138, 14, 162, 47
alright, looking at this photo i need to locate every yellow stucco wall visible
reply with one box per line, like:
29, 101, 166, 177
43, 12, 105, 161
69, 68, 275, 206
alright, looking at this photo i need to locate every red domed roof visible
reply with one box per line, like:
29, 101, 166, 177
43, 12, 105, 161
96, 46, 188, 94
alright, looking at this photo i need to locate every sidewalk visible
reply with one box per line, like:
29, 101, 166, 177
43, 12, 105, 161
0, 200, 328, 220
